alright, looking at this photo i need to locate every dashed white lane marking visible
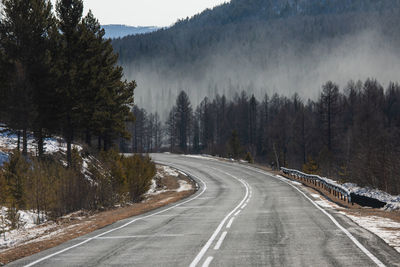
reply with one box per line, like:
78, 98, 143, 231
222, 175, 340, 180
175, 206, 215, 209
88, 234, 184, 239
24, 165, 207, 267
202, 256, 214, 267
214, 231, 228, 250
241, 165, 386, 267
234, 210, 241, 216
226, 217, 235, 229
189, 169, 250, 267
241, 203, 247, 209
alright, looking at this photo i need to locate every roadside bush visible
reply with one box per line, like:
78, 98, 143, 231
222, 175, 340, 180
2, 150, 29, 210
245, 152, 254, 164
123, 155, 155, 202
0, 148, 157, 222
98, 150, 156, 203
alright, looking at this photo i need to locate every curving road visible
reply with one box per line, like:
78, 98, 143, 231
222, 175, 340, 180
8, 153, 400, 266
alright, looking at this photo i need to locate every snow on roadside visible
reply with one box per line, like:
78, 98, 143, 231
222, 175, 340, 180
306, 188, 400, 253
146, 179, 158, 195
342, 183, 400, 211
339, 211, 400, 253
161, 166, 179, 177
146, 166, 192, 196
0, 207, 51, 250
176, 180, 192, 192
185, 154, 218, 161
309, 193, 341, 209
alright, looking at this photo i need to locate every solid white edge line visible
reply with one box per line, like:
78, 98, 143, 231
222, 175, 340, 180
202, 256, 214, 267
189, 169, 249, 267
226, 217, 235, 229
24, 163, 207, 267
242, 165, 386, 267
214, 231, 228, 250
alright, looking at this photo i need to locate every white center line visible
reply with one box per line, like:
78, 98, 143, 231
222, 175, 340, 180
214, 231, 228, 250
189, 169, 249, 267
202, 256, 214, 267
90, 234, 184, 239
226, 217, 235, 229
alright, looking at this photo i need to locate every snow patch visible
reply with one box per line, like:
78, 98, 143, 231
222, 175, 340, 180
0, 207, 50, 250
146, 179, 157, 195
176, 180, 192, 192
340, 212, 400, 253
314, 199, 340, 209
162, 166, 179, 177
342, 183, 400, 211
185, 154, 218, 161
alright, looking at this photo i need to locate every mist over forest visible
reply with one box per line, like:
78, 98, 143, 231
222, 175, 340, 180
113, 0, 400, 119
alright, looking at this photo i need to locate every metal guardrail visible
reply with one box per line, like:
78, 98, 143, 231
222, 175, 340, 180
281, 167, 352, 203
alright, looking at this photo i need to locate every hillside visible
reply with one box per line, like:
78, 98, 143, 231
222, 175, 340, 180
113, 0, 400, 117
101, 25, 159, 39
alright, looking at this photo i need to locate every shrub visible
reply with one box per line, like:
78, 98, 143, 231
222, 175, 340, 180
245, 152, 254, 163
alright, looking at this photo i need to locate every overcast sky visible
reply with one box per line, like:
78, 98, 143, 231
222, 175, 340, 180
50, 0, 228, 27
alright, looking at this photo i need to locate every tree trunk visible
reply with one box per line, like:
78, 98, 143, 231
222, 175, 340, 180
66, 119, 73, 167
273, 143, 280, 170
17, 130, 21, 151
37, 129, 44, 157
98, 136, 102, 151
85, 129, 91, 147
22, 127, 28, 156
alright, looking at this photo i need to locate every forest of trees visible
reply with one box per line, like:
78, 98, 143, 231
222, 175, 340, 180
131, 79, 400, 195
0, 0, 155, 226
112, 0, 400, 121
0, 0, 135, 164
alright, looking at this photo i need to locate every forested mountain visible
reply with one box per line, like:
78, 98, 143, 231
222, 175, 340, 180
113, 0, 400, 117
101, 25, 159, 39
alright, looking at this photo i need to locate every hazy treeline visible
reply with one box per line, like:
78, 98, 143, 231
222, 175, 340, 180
0, 0, 134, 166
113, 0, 400, 118
130, 79, 400, 195
125, 106, 163, 153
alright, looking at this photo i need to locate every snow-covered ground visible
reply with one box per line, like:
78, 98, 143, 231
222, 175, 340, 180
340, 212, 400, 253
146, 166, 193, 196
309, 191, 400, 253
185, 154, 218, 161
0, 127, 83, 166
184, 154, 236, 162
0, 207, 51, 249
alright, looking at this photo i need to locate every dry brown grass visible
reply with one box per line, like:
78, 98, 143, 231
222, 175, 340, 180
0, 170, 196, 265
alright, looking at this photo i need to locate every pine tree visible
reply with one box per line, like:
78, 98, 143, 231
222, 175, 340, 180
229, 130, 241, 159
174, 91, 192, 153
0, 0, 56, 156
55, 0, 84, 165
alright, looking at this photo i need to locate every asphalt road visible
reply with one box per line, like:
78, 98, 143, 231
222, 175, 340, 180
8, 153, 400, 267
